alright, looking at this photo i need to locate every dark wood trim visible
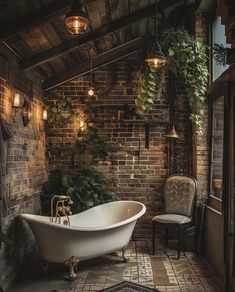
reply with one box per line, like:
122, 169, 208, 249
21, 5, 156, 70
0, 0, 72, 41
43, 36, 147, 91
20, 0, 190, 70
227, 48, 235, 65
206, 205, 222, 216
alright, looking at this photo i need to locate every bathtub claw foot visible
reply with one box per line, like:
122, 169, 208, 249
122, 246, 128, 262
64, 256, 79, 281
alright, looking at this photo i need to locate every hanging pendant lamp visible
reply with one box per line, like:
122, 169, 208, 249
145, 48, 167, 69
145, 0, 166, 69
87, 48, 95, 96
65, 0, 89, 35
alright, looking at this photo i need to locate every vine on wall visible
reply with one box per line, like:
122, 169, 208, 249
46, 93, 80, 126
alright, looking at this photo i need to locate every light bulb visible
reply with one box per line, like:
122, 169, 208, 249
154, 59, 158, 66
13, 93, 20, 107
42, 109, 48, 121
88, 87, 94, 96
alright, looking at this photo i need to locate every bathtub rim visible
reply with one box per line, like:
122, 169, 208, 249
20, 200, 146, 232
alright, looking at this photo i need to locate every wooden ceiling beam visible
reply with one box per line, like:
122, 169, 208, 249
21, 4, 156, 71
0, 0, 73, 41
43, 36, 146, 91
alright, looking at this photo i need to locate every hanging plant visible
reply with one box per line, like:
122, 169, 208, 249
136, 27, 209, 135
135, 66, 165, 115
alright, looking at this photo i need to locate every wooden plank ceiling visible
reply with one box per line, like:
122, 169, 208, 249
0, 0, 197, 90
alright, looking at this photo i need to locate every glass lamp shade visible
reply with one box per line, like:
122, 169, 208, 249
145, 50, 167, 69
13, 93, 20, 107
65, 10, 89, 35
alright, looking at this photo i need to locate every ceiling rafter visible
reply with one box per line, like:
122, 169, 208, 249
43, 36, 147, 91
20, 4, 156, 71
0, 0, 73, 42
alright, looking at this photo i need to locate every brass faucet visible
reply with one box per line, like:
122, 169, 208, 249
50, 195, 73, 226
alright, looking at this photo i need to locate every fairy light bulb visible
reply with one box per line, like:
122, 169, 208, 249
88, 87, 94, 96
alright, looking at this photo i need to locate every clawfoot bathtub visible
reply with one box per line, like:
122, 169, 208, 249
20, 200, 146, 280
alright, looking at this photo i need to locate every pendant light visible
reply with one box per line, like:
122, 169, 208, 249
164, 74, 180, 139
145, 0, 166, 69
65, 0, 89, 35
164, 125, 180, 139
87, 48, 95, 96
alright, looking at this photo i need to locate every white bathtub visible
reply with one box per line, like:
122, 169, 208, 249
20, 201, 146, 265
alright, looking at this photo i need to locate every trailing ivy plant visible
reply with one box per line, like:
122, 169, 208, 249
135, 66, 165, 114
136, 27, 209, 135
76, 126, 115, 160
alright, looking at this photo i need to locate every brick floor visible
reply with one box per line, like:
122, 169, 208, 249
8, 241, 223, 292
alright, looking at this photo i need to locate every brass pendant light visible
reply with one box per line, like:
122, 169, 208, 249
164, 125, 180, 139
164, 74, 180, 139
145, 50, 167, 69
145, 0, 166, 69
65, 0, 89, 35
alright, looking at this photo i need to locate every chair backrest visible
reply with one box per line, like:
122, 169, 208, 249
163, 174, 197, 217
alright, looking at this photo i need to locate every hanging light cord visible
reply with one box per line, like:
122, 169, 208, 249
90, 48, 93, 86
155, 0, 161, 51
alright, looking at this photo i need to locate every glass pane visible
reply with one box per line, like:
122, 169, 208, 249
212, 17, 230, 81
211, 96, 224, 198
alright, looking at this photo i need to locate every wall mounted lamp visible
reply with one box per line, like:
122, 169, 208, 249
12, 92, 32, 127
42, 109, 48, 121
12, 93, 21, 117
21, 99, 32, 127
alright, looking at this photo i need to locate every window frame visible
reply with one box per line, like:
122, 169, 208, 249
208, 81, 224, 212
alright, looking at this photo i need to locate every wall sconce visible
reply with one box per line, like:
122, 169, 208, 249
12, 93, 21, 117
21, 99, 32, 127
12, 92, 32, 127
79, 120, 87, 131
42, 109, 48, 121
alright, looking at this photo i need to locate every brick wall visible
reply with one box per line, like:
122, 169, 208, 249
193, 11, 210, 201
46, 62, 192, 240
0, 45, 47, 289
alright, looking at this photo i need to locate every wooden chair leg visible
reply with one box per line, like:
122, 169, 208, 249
152, 221, 156, 255
177, 225, 181, 259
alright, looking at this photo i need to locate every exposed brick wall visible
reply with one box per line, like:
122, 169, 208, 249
0, 45, 47, 289
193, 11, 210, 201
46, 63, 192, 240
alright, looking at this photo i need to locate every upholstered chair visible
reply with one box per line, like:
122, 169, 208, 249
152, 174, 197, 259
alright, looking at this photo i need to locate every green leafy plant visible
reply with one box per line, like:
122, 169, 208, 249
41, 168, 117, 215
136, 28, 209, 135
213, 43, 230, 66
46, 93, 80, 125
41, 126, 118, 215
76, 126, 116, 160
135, 66, 165, 114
